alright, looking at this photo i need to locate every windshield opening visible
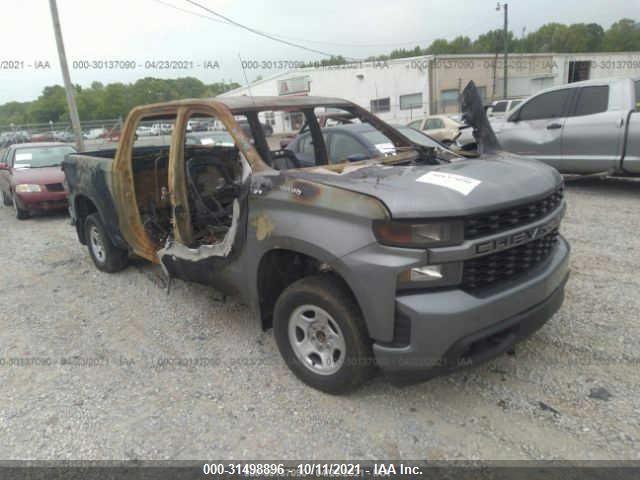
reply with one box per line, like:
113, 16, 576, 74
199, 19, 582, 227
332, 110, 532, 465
232, 104, 435, 171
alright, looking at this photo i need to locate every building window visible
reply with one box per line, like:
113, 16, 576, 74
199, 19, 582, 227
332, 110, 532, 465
568, 61, 590, 83
441, 89, 459, 109
370, 98, 390, 113
399, 93, 423, 110
264, 111, 276, 126
278, 76, 311, 96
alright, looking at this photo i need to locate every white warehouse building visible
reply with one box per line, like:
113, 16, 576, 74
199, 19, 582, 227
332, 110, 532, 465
218, 52, 640, 133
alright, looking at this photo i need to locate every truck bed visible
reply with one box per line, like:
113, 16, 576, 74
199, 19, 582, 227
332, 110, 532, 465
62, 145, 171, 251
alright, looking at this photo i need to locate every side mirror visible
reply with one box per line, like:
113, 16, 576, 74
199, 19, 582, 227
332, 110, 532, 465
0, 163, 8, 171
347, 153, 368, 162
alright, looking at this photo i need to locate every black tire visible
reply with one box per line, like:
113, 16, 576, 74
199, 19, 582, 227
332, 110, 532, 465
12, 195, 29, 220
84, 213, 128, 273
2, 190, 12, 207
273, 274, 375, 394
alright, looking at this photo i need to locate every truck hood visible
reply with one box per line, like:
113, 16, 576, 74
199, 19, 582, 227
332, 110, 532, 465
11, 166, 65, 186
292, 153, 562, 218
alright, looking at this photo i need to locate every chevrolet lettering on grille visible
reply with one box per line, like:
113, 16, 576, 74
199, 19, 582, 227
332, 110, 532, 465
475, 215, 562, 255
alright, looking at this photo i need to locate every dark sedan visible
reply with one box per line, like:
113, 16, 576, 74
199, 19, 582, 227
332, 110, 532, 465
285, 123, 461, 167
0, 142, 76, 219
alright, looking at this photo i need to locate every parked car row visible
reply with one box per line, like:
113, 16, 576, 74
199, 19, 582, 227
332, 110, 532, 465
0, 127, 118, 146
0, 131, 33, 147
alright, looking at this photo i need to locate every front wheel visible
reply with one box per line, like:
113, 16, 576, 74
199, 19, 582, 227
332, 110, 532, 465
13, 195, 29, 220
273, 274, 375, 394
2, 190, 12, 207
84, 213, 128, 273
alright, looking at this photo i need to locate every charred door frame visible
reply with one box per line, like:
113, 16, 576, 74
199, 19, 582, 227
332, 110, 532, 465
113, 100, 265, 263
113, 104, 179, 263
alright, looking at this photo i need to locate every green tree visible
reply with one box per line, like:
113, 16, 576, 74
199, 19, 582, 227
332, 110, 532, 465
449, 36, 473, 53
603, 19, 640, 51
427, 38, 452, 54
28, 85, 67, 123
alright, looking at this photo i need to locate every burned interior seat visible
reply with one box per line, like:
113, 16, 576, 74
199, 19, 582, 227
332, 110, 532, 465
185, 147, 240, 240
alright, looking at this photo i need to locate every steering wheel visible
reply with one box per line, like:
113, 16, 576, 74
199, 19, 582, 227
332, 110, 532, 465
271, 149, 301, 170
186, 158, 229, 224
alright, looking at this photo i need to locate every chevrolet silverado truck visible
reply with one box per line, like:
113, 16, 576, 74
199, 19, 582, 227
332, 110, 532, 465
495, 77, 640, 175
62, 84, 570, 393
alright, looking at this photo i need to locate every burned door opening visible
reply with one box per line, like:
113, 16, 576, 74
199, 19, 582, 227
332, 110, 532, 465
131, 114, 176, 249
157, 109, 251, 283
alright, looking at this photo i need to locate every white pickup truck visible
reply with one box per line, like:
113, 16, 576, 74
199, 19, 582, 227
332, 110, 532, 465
495, 77, 640, 175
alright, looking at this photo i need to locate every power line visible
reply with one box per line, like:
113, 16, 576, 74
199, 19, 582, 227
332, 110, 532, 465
152, 0, 496, 55
182, 0, 357, 59
151, 0, 228, 25
152, 0, 360, 54
153, 0, 436, 49
153, 0, 440, 49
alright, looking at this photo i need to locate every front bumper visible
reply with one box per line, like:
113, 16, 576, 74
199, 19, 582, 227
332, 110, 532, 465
15, 191, 68, 212
373, 236, 570, 379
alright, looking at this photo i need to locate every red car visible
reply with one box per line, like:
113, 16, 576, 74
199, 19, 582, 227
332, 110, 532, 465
0, 142, 76, 219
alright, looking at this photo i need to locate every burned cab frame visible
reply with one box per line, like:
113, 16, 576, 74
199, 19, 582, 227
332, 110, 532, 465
63, 92, 569, 394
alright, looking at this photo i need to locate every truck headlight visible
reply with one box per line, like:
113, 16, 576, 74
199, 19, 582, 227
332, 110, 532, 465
15, 184, 42, 193
373, 220, 463, 247
397, 262, 462, 290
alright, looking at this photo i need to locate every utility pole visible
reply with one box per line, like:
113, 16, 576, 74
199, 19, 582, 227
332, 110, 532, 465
503, 3, 508, 99
497, 2, 509, 99
49, 0, 85, 151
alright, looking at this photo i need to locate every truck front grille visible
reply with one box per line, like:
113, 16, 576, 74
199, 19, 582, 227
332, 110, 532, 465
464, 187, 563, 239
462, 229, 559, 291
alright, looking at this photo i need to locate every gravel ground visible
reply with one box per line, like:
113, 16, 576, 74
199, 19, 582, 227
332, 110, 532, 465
0, 176, 638, 460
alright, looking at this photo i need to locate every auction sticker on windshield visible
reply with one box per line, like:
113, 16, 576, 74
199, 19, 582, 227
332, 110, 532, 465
416, 171, 481, 195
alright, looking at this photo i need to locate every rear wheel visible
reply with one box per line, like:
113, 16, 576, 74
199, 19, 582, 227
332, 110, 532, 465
273, 274, 375, 394
84, 213, 128, 273
12, 195, 29, 220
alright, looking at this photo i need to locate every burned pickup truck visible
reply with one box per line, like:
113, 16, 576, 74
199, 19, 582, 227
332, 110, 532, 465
63, 91, 569, 393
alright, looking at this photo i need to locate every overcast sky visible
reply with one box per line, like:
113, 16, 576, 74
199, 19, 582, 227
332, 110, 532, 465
1, 0, 637, 104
